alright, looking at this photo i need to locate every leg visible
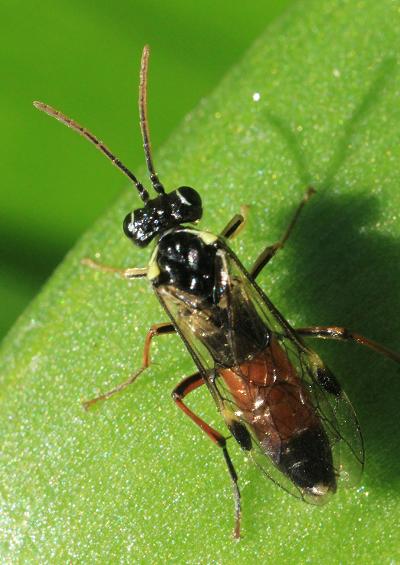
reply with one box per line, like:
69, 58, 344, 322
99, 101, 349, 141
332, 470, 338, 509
220, 205, 249, 240
83, 322, 175, 410
82, 257, 147, 279
172, 373, 241, 539
296, 325, 400, 364
250, 187, 315, 279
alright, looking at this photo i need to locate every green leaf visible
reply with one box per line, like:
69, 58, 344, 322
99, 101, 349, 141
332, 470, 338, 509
1, 0, 400, 561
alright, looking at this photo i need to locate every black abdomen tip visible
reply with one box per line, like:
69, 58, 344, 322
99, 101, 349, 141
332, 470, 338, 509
278, 427, 336, 496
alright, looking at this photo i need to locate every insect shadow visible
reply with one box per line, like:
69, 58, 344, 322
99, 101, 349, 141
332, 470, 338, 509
258, 56, 400, 491
288, 194, 400, 488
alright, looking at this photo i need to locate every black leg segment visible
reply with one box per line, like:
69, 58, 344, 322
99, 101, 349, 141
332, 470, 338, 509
220, 214, 245, 240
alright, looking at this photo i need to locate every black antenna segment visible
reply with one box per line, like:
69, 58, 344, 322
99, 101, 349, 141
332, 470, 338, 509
139, 45, 165, 195
33, 101, 150, 203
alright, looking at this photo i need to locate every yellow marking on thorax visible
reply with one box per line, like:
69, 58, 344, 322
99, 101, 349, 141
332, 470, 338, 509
147, 246, 160, 280
198, 231, 218, 245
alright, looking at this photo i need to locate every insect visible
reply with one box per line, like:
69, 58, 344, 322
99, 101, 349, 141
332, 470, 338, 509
34, 46, 400, 538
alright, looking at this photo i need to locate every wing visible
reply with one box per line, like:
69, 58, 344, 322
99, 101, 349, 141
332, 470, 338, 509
153, 235, 364, 501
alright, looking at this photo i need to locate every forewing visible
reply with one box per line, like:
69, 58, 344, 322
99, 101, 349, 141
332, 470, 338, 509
230, 245, 364, 488
154, 274, 311, 500
299, 350, 365, 488
153, 236, 364, 498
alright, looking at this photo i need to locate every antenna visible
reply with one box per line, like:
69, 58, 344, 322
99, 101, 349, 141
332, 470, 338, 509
139, 45, 165, 195
33, 101, 150, 203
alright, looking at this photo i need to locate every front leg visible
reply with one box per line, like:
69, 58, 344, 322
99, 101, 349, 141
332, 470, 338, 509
82, 258, 147, 279
251, 187, 315, 279
220, 205, 249, 240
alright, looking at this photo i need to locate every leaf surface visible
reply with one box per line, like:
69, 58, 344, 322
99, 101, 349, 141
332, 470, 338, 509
1, 0, 400, 561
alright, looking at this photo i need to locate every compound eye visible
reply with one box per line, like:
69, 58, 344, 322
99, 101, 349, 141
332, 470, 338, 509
176, 186, 202, 209
123, 212, 135, 239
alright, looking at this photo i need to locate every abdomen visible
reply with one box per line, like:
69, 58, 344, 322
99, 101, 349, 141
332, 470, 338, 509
219, 336, 337, 498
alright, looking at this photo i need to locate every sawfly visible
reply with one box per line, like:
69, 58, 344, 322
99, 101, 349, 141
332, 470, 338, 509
34, 46, 400, 538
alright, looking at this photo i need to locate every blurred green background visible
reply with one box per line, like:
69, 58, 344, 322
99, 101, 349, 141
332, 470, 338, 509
0, 0, 296, 341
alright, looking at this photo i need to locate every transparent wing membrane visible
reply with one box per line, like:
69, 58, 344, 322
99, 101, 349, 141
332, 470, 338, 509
154, 232, 364, 499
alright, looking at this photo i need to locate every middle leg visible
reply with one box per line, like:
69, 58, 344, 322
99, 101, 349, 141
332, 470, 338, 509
83, 322, 176, 410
